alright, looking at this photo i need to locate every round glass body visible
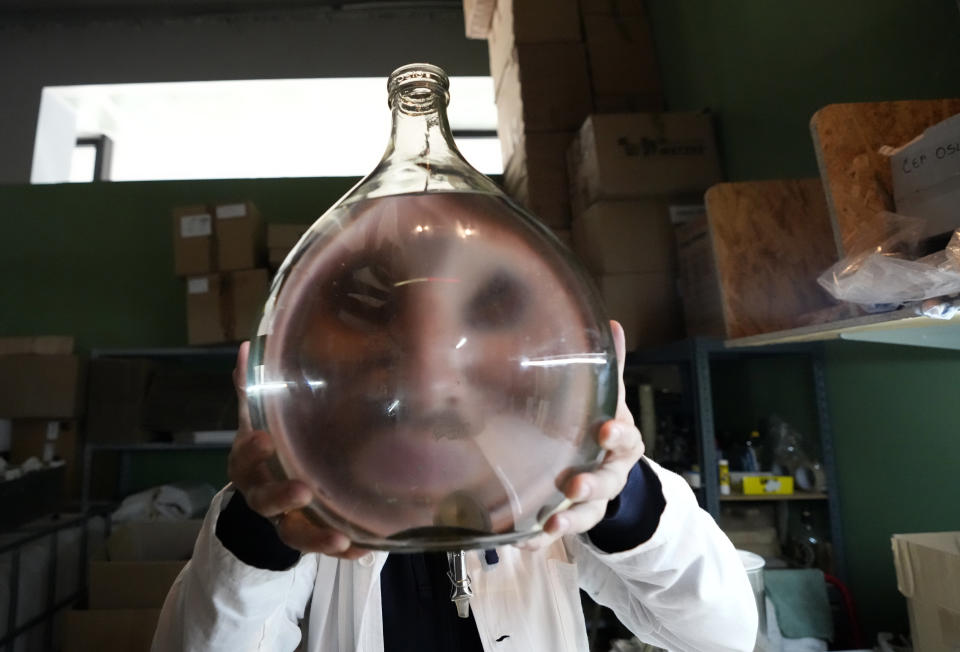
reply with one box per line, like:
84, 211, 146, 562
247, 65, 617, 551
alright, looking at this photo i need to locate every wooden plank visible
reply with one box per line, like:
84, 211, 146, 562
810, 99, 960, 256
704, 179, 838, 339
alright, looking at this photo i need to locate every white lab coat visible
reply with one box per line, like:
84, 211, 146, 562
152, 459, 757, 652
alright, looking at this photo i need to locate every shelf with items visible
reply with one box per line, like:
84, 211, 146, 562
725, 306, 960, 351
80, 347, 239, 511
80, 442, 232, 510
719, 492, 829, 502
626, 337, 846, 580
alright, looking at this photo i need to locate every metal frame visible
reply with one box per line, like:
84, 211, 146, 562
629, 337, 847, 580
74, 135, 113, 182
0, 509, 111, 652
81, 442, 232, 510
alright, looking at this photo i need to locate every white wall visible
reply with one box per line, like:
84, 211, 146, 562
0, 6, 489, 183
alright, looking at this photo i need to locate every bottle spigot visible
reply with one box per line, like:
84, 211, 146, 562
447, 549, 473, 618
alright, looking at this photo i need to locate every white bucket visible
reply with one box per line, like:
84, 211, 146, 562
738, 549, 767, 650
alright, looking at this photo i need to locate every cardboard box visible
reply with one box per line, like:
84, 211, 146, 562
0, 336, 73, 355
742, 475, 794, 495
890, 112, 960, 239
268, 246, 290, 267
583, 12, 662, 109
488, 0, 582, 84
674, 212, 725, 337
495, 45, 592, 152
86, 358, 156, 443
463, 0, 496, 38
64, 609, 160, 652
214, 201, 263, 272
568, 112, 722, 215
10, 420, 79, 497
267, 223, 308, 249
186, 274, 223, 345
571, 199, 675, 275
172, 204, 214, 276
892, 532, 960, 652
88, 560, 186, 609
186, 269, 268, 345
107, 519, 203, 562
503, 131, 575, 228
725, 527, 781, 559
231, 268, 269, 342
595, 272, 681, 350
579, 0, 645, 14
0, 354, 84, 419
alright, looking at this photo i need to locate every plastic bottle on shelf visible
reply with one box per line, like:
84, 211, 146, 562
718, 459, 731, 495
742, 430, 762, 472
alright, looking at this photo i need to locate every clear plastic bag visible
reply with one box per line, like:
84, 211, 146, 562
817, 212, 960, 308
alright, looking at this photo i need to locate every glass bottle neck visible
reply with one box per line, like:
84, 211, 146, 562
339, 63, 502, 202
382, 96, 459, 164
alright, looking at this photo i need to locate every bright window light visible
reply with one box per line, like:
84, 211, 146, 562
35, 77, 502, 183
69, 144, 97, 182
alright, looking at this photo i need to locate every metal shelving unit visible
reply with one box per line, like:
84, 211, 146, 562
80, 346, 239, 509
628, 337, 847, 580
80, 442, 232, 510
0, 509, 111, 652
726, 306, 960, 350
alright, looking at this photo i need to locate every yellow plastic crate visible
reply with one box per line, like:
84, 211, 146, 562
742, 475, 794, 495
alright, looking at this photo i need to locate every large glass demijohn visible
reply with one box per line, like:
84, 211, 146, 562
247, 63, 618, 551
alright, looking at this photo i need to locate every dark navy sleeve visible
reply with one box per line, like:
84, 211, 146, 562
215, 490, 302, 571
586, 459, 666, 553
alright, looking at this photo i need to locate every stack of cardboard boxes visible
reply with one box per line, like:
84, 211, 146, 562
568, 112, 722, 349
0, 336, 84, 510
476, 0, 663, 243
64, 519, 201, 652
469, 0, 722, 349
267, 223, 308, 270
485, 0, 591, 238
171, 201, 269, 345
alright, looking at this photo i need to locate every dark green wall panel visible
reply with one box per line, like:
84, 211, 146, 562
0, 177, 358, 351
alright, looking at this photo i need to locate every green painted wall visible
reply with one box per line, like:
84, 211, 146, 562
647, 0, 960, 180
0, 177, 358, 351
646, 0, 960, 639
824, 342, 960, 638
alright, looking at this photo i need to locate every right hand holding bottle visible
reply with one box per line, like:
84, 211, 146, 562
228, 341, 370, 560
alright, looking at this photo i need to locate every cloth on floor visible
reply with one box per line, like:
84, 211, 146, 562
112, 483, 215, 522
765, 597, 828, 652
764, 569, 833, 640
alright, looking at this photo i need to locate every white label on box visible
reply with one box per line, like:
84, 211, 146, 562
180, 214, 212, 238
669, 204, 707, 224
187, 278, 209, 294
216, 203, 247, 219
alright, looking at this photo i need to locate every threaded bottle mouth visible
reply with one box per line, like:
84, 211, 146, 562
387, 63, 450, 114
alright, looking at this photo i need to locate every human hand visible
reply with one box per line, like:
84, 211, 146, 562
517, 320, 645, 550
227, 341, 370, 560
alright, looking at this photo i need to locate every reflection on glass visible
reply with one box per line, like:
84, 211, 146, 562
247, 64, 616, 551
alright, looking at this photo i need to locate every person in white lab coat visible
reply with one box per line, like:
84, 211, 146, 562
153, 322, 757, 652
